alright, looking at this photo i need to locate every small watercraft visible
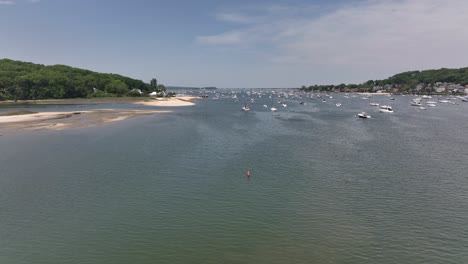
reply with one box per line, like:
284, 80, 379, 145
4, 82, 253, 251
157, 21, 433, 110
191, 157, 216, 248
379, 105, 393, 113
357, 112, 371, 118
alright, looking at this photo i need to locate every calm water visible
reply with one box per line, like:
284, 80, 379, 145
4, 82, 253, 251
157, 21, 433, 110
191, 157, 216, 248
1, 92, 468, 264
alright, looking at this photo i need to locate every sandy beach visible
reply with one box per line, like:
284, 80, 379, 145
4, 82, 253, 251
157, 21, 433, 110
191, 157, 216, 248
0, 96, 200, 106
0, 109, 171, 133
0, 96, 199, 134
133, 96, 199, 107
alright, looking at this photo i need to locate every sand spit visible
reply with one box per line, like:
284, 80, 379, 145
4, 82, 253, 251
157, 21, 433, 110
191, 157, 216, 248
134, 96, 199, 107
0, 109, 170, 133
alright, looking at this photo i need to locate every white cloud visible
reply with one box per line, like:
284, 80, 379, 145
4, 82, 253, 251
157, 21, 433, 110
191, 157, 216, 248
215, 13, 255, 24
0, 0, 15, 5
196, 31, 245, 45
0, 0, 42, 5
197, 0, 468, 84
0, 0, 41, 5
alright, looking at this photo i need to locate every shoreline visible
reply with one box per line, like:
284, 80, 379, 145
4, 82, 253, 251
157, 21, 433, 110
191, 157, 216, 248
0, 95, 200, 106
0, 96, 199, 133
0, 109, 171, 133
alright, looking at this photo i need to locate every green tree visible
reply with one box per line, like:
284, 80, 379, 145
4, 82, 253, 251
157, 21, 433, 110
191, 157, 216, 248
156, 84, 166, 93
105, 80, 128, 96
150, 78, 157, 89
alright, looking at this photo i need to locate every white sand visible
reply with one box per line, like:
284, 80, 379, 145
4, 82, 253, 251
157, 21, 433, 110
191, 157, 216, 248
134, 96, 198, 107
0, 109, 170, 132
0, 112, 73, 123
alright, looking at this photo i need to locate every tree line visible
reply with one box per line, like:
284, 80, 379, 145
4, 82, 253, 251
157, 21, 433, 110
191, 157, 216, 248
301, 67, 468, 94
0, 59, 167, 101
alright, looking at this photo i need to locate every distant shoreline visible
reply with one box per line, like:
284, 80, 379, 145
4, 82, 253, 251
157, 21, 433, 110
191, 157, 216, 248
0, 96, 200, 106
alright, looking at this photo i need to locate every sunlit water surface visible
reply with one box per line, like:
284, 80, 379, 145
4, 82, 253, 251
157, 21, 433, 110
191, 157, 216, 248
1, 92, 468, 264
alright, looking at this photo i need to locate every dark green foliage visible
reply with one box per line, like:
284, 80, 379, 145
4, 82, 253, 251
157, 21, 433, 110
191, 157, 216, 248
156, 84, 166, 93
150, 78, 157, 89
105, 80, 128, 96
0, 59, 151, 100
126, 90, 144, 97
300, 67, 468, 94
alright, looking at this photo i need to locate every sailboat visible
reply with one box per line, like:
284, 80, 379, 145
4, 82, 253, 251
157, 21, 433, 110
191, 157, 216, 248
370, 94, 379, 106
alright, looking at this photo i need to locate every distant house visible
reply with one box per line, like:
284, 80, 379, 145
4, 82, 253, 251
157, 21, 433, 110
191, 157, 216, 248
436, 87, 445, 93
415, 84, 425, 91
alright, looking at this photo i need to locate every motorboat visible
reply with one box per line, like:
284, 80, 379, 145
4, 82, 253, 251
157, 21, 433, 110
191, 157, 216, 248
411, 99, 422, 106
242, 104, 250, 111
379, 105, 393, 113
357, 112, 371, 118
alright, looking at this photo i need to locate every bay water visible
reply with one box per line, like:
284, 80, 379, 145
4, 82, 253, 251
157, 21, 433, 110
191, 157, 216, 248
1, 92, 467, 263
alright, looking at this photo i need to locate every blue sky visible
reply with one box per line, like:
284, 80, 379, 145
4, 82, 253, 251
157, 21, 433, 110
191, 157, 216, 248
1, 0, 468, 88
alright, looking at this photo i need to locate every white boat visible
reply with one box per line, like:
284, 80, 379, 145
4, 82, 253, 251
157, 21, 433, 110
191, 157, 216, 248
270, 98, 277, 112
263, 104, 268, 108
335, 103, 342, 107
419, 107, 427, 110
411, 99, 422, 106
379, 105, 393, 113
242, 104, 250, 111
357, 112, 371, 118
462, 97, 468, 102
282, 104, 287, 108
